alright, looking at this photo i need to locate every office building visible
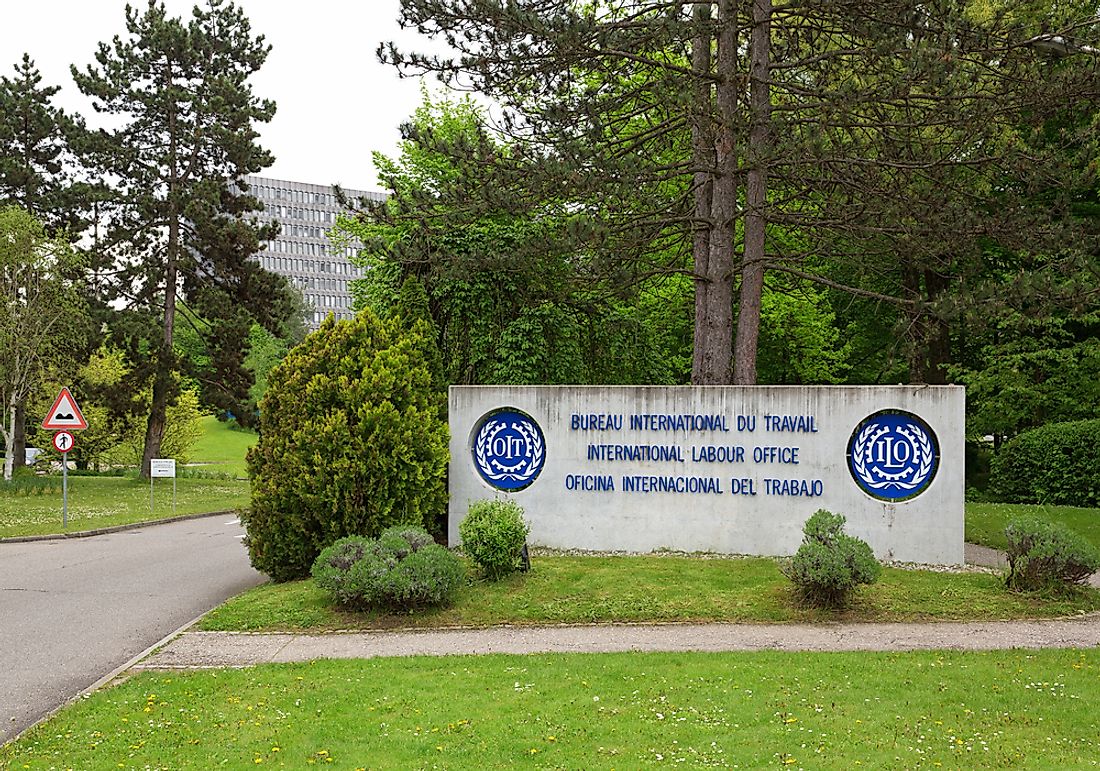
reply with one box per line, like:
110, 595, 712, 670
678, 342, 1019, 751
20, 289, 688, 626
245, 175, 386, 329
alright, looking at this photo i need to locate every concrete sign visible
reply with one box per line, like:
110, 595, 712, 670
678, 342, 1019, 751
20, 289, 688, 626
450, 386, 964, 564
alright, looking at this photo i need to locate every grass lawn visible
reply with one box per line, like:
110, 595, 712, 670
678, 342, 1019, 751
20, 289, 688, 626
199, 554, 1100, 632
3, 649, 1098, 768
187, 415, 257, 479
0, 476, 249, 538
966, 502, 1100, 551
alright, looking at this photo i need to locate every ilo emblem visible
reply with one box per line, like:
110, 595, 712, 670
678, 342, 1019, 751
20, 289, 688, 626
847, 410, 939, 501
473, 408, 546, 491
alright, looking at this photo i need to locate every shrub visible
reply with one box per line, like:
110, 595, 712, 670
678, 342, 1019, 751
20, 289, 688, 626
783, 509, 881, 607
242, 311, 448, 581
1004, 517, 1100, 593
459, 499, 530, 580
988, 420, 1100, 507
311, 527, 464, 610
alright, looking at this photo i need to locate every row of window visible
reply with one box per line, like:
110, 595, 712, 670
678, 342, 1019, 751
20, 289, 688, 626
261, 240, 357, 259
259, 255, 362, 277
253, 184, 333, 206
288, 274, 351, 292
275, 224, 326, 240
267, 205, 334, 224
308, 293, 353, 310
312, 309, 355, 324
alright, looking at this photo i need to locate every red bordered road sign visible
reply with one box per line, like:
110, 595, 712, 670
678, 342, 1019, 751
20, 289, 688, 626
52, 431, 75, 454
41, 387, 87, 430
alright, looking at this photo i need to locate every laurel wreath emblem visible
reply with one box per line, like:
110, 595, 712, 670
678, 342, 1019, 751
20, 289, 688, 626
851, 420, 934, 491
475, 417, 545, 483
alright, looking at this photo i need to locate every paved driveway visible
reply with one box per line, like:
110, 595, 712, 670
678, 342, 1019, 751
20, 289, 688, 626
0, 515, 265, 743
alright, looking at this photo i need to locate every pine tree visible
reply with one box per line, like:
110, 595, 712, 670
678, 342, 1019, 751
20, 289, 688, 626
0, 54, 88, 235
382, 1, 1100, 385
72, 0, 278, 476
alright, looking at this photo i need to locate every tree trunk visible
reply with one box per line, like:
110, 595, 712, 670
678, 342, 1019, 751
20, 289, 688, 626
690, 2, 717, 384
901, 262, 926, 383
733, 0, 771, 385
924, 268, 950, 385
696, 0, 739, 385
3, 402, 15, 482
141, 74, 179, 479
12, 401, 26, 468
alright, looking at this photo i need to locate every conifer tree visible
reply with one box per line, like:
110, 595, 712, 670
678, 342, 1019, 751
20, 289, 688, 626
72, 0, 278, 476
0, 54, 88, 235
383, 1, 1100, 385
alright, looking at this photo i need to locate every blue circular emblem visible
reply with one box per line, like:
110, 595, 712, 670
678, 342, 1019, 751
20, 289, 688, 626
472, 408, 546, 491
847, 410, 940, 501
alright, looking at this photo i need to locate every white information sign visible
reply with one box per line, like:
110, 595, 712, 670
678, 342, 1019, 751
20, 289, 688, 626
150, 459, 177, 478
450, 386, 965, 565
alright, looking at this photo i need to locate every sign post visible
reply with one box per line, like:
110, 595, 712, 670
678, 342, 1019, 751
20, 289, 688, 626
149, 458, 177, 518
42, 388, 88, 530
51, 431, 75, 528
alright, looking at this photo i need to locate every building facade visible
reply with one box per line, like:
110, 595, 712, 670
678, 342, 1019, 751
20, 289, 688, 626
245, 175, 385, 329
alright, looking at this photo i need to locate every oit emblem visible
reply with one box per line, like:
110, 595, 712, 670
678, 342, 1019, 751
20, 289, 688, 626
847, 410, 939, 501
472, 408, 546, 491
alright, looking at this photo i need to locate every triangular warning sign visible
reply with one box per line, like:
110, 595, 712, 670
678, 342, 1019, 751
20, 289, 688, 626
42, 387, 88, 430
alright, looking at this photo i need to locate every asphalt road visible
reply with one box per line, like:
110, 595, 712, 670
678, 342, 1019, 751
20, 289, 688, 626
0, 514, 265, 744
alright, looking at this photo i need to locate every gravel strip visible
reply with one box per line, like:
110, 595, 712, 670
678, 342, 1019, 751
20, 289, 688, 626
135, 615, 1100, 670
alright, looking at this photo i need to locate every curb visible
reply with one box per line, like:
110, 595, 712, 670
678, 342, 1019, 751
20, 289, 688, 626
0, 510, 239, 544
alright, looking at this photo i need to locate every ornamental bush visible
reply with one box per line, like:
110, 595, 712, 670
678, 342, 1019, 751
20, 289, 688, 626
988, 420, 1100, 507
783, 509, 881, 607
1003, 518, 1100, 593
242, 311, 448, 581
459, 499, 530, 580
311, 526, 465, 610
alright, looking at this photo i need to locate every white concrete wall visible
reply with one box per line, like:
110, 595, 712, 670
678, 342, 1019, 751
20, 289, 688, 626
449, 386, 965, 564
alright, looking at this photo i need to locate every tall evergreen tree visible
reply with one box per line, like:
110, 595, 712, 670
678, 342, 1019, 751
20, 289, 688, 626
72, 0, 278, 476
0, 54, 88, 235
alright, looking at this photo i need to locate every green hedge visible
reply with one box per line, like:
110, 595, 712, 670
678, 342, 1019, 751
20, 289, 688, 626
989, 420, 1100, 507
242, 311, 448, 582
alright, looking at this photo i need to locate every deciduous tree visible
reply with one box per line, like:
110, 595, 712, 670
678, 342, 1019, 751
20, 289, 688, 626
0, 207, 88, 481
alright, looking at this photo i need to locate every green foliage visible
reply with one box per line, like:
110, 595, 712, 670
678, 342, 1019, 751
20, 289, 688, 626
783, 510, 881, 607
0, 206, 89, 481
1003, 517, 1100, 593
952, 310, 1100, 441
311, 527, 464, 611
988, 420, 1100, 507
114, 388, 206, 467
0, 471, 60, 497
342, 92, 680, 388
459, 499, 530, 580
243, 311, 448, 582
756, 282, 851, 385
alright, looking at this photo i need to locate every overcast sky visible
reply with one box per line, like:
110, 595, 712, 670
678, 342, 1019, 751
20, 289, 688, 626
0, 0, 446, 193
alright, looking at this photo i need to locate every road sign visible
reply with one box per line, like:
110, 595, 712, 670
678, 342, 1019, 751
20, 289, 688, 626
41, 388, 87, 430
150, 459, 176, 478
149, 459, 177, 518
52, 431, 75, 454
